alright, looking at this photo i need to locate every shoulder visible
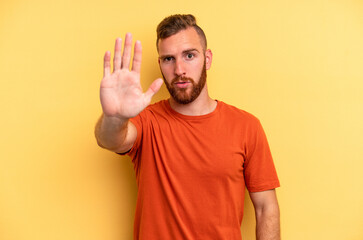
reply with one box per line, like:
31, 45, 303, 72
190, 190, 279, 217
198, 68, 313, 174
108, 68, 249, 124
144, 99, 166, 111
139, 100, 168, 116
218, 101, 261, 125
132, 100, 171, 125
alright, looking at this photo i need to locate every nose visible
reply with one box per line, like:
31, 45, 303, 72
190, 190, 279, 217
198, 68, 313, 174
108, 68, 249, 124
174, 58, 186, 76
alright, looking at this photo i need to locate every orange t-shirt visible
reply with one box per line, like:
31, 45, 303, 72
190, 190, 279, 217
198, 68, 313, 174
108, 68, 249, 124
125, 100, 280, 240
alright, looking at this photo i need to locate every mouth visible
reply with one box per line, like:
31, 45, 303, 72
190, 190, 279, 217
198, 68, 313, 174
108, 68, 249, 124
174, 81, 190, 88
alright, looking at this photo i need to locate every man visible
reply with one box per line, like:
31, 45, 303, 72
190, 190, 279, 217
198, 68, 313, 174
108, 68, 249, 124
95, 14, 280, 240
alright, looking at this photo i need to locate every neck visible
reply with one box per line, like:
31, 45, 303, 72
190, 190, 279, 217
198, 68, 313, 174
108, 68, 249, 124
168, 85, 217, 116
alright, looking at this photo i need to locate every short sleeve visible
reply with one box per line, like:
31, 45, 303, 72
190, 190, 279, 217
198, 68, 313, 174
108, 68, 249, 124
244, 119, 280, 192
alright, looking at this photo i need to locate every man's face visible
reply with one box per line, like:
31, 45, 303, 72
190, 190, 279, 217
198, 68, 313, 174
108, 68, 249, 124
158, 27, 212, 104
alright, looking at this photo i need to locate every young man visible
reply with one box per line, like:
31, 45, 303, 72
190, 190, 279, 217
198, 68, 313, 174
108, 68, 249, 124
95, 14, 280, 240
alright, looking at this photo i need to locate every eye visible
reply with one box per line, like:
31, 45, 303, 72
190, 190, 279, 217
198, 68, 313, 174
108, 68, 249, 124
163, 56, 174, 62
186, 53, 194, 59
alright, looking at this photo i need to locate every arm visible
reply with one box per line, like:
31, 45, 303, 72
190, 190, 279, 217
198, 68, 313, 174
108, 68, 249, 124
95, 33, 163, 153
250, 189, 280, 240
95, 114, 137, 153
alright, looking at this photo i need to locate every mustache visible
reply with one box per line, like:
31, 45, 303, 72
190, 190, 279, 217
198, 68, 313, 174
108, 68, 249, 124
171, 76, 195, 84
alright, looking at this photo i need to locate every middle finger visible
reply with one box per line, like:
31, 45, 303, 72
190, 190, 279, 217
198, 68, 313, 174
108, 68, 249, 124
121, 33, 132, 69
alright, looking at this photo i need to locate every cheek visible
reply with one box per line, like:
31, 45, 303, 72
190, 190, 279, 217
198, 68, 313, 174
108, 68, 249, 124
160, 65, 173, 76
190, 62, 205, 76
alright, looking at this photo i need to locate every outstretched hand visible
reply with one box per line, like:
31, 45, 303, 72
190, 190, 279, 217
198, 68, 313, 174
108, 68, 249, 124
100, 33, 163, 120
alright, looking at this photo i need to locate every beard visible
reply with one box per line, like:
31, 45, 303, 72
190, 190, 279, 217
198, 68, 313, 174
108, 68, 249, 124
162, 61, 207, 105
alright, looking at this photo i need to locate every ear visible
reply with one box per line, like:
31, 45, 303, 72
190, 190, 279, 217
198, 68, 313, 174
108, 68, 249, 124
205, 49, 213, 70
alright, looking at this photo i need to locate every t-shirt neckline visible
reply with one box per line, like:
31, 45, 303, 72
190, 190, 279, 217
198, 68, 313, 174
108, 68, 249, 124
162, 99, 221, 120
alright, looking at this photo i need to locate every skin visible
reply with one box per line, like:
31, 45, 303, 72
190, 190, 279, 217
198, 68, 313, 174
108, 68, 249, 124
95, 34, 163, 153
157, 27, 215, 115
250, 190, 281, 240
95, 28, 280, 240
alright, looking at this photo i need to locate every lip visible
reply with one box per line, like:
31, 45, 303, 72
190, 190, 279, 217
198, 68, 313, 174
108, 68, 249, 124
174, 81, 190, 88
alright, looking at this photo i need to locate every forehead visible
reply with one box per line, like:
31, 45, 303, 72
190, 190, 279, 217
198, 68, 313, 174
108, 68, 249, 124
158, 27, 203, 55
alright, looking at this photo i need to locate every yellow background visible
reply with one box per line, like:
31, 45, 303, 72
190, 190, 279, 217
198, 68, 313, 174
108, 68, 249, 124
1, 0, 362, 239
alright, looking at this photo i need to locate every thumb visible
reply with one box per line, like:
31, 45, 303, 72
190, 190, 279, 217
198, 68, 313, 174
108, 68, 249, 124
144, 78, 164, 102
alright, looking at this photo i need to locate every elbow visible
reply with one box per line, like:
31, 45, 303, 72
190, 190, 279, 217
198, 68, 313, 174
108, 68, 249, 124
95, 137, 106, 149
255, 202, 280, 221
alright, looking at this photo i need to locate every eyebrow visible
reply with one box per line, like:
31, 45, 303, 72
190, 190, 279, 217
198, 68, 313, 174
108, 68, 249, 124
182, 48, 199, 54
159, 48, 200, 59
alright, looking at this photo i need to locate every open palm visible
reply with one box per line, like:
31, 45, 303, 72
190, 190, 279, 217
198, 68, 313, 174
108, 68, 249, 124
100, 34, 163, 119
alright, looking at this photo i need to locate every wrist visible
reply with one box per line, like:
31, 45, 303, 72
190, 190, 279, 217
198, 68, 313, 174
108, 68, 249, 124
101, 114, 129, 131
102, 113, 129, 123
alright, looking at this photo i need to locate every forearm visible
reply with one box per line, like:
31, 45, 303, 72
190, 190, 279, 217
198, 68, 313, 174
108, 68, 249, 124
255, 204, 280, 240
95, 35, 162, 153
95, 114, 129, 151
